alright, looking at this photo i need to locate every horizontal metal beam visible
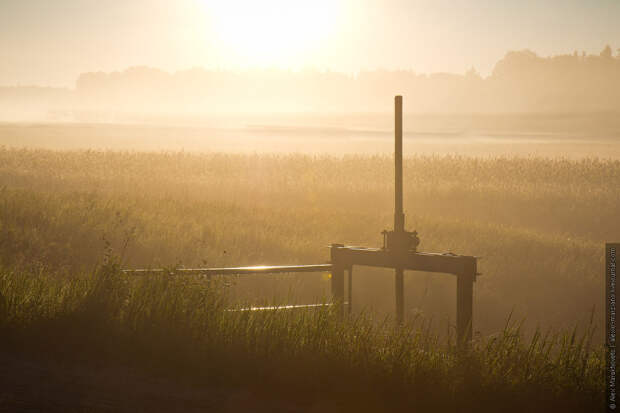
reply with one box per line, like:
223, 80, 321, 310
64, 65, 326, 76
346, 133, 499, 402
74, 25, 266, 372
330, 246, 476, 277
227, 302, 341, 312
122, 264, 333, 276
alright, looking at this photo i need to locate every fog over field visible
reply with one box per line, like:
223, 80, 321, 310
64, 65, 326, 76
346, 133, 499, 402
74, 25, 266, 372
3, 46, 620, 119
2, 46, 619, 159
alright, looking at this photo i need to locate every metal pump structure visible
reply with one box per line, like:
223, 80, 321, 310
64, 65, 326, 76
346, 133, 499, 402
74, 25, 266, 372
328, 96, 477, 343
124, 96, 478, 345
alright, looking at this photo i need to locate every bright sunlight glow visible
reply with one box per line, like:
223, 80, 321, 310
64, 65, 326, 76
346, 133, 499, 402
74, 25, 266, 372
201, 0, 340, 68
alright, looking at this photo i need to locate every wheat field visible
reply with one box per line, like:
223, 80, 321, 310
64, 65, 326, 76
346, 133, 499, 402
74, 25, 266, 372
1, 146, 617, 335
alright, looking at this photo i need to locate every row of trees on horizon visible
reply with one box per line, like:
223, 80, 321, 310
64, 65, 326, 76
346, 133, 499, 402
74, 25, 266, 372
2, 46, 620, 119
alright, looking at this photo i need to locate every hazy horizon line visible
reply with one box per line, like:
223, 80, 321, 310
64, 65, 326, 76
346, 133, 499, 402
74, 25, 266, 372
3, 44, 617, 90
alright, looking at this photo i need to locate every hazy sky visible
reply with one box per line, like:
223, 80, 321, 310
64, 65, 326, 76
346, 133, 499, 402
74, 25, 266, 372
1, 0, 619, 87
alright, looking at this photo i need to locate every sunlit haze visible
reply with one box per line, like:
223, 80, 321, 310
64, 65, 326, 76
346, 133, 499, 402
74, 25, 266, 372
204, 0, 340, 69
1, 0, 619, 86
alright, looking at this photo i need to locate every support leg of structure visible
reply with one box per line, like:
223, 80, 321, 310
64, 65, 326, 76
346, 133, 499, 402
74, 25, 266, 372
330, 244, 345, 317
456, 272, 474, 347
347, 267, 353, 315
395, 268, 404, 324
331, 265, 345, 317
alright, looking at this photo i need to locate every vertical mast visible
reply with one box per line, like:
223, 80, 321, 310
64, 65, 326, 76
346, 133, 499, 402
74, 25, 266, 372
394, 96, 405, 324
394, 95, 404, 233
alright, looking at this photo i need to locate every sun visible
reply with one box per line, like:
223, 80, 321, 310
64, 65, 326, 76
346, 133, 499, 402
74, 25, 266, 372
201, 0, 340, 68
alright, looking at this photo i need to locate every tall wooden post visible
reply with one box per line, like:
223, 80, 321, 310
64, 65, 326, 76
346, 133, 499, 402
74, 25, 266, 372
456, 258, 476, 346
394, 95, 404, 233
394, 95, 405, 324
330, 244, 345, 317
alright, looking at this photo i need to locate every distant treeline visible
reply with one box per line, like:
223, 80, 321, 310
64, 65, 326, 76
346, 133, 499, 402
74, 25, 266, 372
2, 46, 620, 118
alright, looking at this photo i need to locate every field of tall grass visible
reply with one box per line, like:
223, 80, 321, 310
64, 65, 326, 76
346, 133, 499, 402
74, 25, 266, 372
0, 146, 616, 410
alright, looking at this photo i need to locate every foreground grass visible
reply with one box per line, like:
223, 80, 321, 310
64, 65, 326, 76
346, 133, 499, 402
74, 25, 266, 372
0, 264, 604, 412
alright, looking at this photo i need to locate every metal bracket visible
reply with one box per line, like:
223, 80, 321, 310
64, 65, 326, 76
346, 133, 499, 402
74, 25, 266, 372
381, 229, 420, 252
